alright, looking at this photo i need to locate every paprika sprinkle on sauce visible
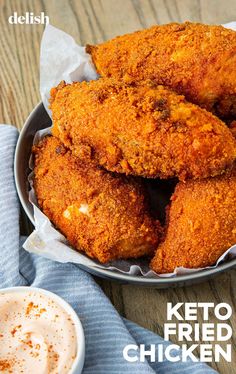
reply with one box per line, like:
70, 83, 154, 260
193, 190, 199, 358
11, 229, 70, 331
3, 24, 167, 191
0, 290, 77, 374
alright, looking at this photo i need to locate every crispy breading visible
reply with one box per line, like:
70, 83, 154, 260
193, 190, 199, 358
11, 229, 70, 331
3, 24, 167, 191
229, 120, 236, 138
150, 168, 236, 273
33, 136, 159, 263
50, 79, 236, 181
86, 22, 236, 119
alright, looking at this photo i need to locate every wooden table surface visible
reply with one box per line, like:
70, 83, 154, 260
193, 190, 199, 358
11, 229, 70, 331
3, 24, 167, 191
1, 1, 236, 373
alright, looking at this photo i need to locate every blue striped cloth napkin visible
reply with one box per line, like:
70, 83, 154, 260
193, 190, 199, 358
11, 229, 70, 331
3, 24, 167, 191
0, 125, 217, 374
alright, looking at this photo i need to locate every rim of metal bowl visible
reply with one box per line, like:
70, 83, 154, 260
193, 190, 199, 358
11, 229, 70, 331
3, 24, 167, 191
14, 102, 236, 286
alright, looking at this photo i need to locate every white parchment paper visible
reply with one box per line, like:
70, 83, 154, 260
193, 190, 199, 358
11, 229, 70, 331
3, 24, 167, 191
23, 23, 236, 277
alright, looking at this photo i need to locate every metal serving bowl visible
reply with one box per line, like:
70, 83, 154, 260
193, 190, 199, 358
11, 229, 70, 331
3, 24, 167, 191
14, 102, 236, 287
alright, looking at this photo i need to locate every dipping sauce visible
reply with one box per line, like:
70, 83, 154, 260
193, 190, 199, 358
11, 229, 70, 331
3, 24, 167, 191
0, 290, 77, 373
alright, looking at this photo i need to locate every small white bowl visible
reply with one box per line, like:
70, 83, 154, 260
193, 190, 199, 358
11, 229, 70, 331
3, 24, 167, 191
0, 286, 85, 374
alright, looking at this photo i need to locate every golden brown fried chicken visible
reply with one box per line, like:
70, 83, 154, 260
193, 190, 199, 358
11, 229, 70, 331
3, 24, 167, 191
150, 168, 236, 274
86, 22, 236, 119
50, 79, 236, 181
229, 120, 236, 138
33, 136, 159, 263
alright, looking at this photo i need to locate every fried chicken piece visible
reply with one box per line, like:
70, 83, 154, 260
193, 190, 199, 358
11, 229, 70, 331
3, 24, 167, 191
50, 79, 236, 181
86, 22, 236, 119
229, 120, 236, 138
33, 136, 159, 263
150, 168, 236, 273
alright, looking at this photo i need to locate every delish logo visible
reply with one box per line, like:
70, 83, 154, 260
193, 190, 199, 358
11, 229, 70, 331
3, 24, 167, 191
8, 12, 49, 25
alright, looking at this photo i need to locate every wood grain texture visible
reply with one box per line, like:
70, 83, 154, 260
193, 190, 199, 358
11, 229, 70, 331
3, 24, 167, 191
1, 1, 236, 373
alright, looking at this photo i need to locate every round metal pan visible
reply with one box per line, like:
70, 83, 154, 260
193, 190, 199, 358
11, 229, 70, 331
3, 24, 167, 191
14, 102, 236, 287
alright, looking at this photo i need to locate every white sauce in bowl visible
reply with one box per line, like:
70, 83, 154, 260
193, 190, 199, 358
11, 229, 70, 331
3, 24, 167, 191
0, 290, 77, 373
